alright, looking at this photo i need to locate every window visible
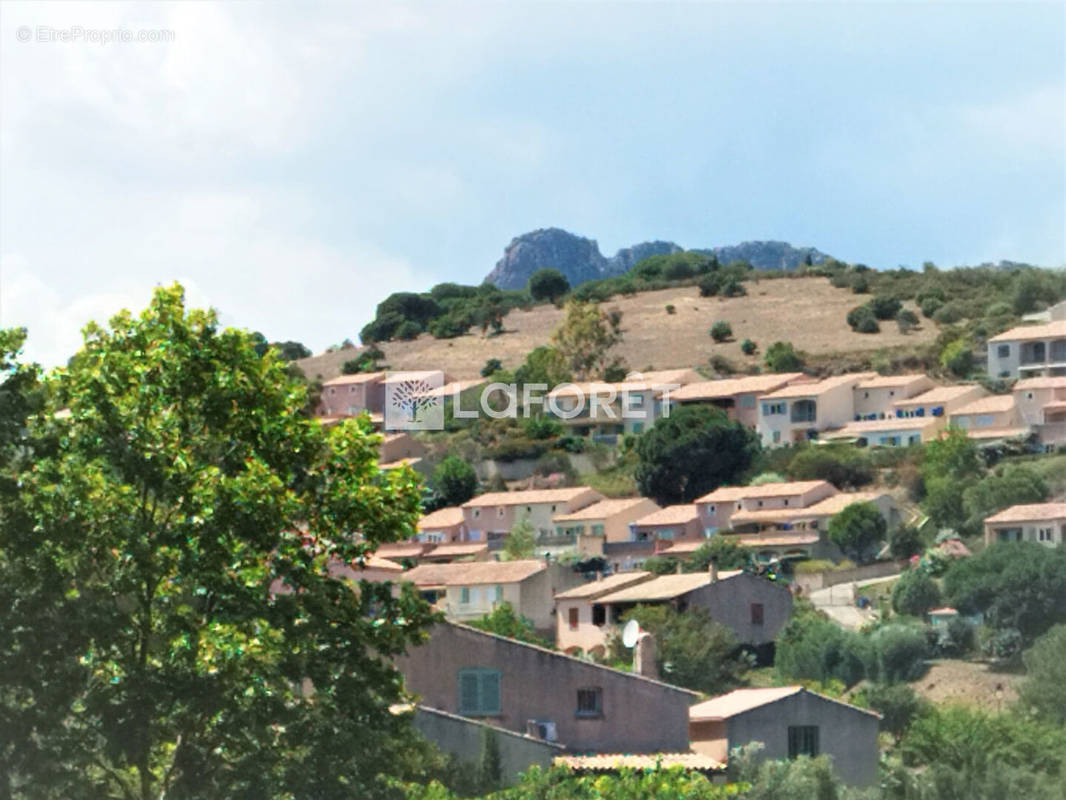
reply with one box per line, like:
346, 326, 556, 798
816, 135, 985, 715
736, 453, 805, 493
762, 402, 786, 415
459, 586, 470, 604
458, 668, 501, 716
591, 523, 604, 536
592, 604, 607, 626
473, 509, 481, 519
568, 607, 579, 630
1037, 527, 1054, 542
708, 504, 716, 513
751, 603, 764, 626
976, 415, 994, 427
788, 726, 819, 758
757, 500, 764, 507
497, 507, 505, 518
772, 430, 781, 444
998, 344, 1010, 358
576, 688, 603, 717
632, 422, 644, 433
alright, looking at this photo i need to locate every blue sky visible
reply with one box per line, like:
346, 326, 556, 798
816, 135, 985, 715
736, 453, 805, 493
1, 1, 1063, 365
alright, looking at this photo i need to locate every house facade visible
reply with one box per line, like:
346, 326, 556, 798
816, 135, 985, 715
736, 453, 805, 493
554, 571, 654, 655
671, 373, 806, 427
1013, 376, 1066, 447
983, 502, 1066, 547
947, 395, 1029, 442
630, 504, 703, 543
416, 506, 469, 543
462, 488, 604, 543
987, 320, 1066, 379
689, 687, 880, 786
379, 432, 428, 468
756, 374, 875, 446
398, 622, 699, 753
319, 371, 386, 418
851, 374, 936, 418
552, 497, 662, 549
696, 480, 837, 536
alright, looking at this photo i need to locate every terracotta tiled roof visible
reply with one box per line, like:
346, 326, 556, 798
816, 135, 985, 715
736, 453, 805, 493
554, 753, 725, 772
696, 480, 832, 504
801, 491, 889, 516
989, 320, 1066, 343
322, 371, 386, 386
671, 373, 805, 401
375, 543, 427, 559
958, 426, 1031, 441
554, 571, 653, 599
633, 504, 700, 527
553, 498, 657, 522
418, 506, 466, 530
761, 373, 876, 400
689, 686, 880, 720
594, 572, 740, 603
855, 374, 934, 390
424, 542, 488, 558
893, 384, 983, 406
402, 559, 545, 586
950, 395, 1016, 416
463, 487, 599, 508
985, 502, 1066, 524
824, 417, 937, 437
734, 532, 821, 547
1013, 376, 1066, 390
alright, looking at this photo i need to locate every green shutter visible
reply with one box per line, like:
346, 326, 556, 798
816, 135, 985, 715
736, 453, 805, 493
459, 671, 479, 713
480, 670, 500, 714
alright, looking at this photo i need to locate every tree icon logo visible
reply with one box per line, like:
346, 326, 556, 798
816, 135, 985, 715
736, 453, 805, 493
385, 371, 445, 430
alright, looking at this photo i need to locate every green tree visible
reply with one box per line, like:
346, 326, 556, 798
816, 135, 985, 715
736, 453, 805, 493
872, 624, 929, 683
896, 308, 920, 334
1019, 624, 1066, 725
827, 501, 887, 563
0, 286, 436, 799
710, 321, 733, 342
787, 445, 874, 490
431, 455, 479, 507
685, 538, 750, 572
764, 341, 804, 372
868, 295, 903, 320
634, 405, 760, 505
550, 300, 624, 380
467, 602, 548, 647
481, 357, 503, 377
889, 524, 924, 560
473, 729, 502, 793
961, 463, 1047, 534
939, 336, 974, 377
272, 340, 312, 360
774, 610, 872, 688
740, 338, 757, 355
615, 605, 750, 694
527, 267, 570, 303
891, 568, 942, 617
513, 345, 571, 388
846, 304, 880, 333
502, 516, 536, 560
921, 427, 983, 530
857, 683, 928, 741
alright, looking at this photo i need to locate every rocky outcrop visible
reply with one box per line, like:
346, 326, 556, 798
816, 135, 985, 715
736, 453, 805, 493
484, 229, 831, 289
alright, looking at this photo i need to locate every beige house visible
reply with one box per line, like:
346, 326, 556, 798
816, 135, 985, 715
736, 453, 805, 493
379, 432, 428, 469
559, 568, 792, 653
416, 506, 469, 543
543, 369, 701, 438
554, 571, 653, 655
851, 374, 936, 418
987, 320, 1066, 379
552, 497, 662, 550
1013, 375, 1066, 448
696, 480, 837, 535
630, 504, 702, 543
319, 371, 385, 418
462, 487, 604, 544
672, 373, 806, 427
822, 416, 940, 447
948, 394, 1029, 442
398, 622, 699, 754
689, 687, 880, 786
890, 383, 986, 419
756, 373, 876, 446
401, 559, 582, 632
983, 502, 1066, 547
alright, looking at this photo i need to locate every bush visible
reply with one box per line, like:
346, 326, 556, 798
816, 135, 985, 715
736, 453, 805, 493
710, 321, 733, 342
527, 267, 570, 303
896, 308, 920, 333
664, 304, 676, 314
869, 295, 903, 320
697, 272, 721, 297
939, 337, 974, 377
937, 617, 976, 658
1020, 624, 1066, 725
891, 568, 942, 617
764, 341, 804, 372
532, 452, 572, 478
642, 555, 680, 575
480, 358, 502, 377
889, 525, 924, 559
919, 296, 944, 319
395, 320, 423, 340
685, 538, 750, 572
873, 624, 929, 683
847, 304, 880, 333
522, 415, 562, 440
933, 302, 965, 324
787, 446, 874, 490
721, 278, 747, 297
662, 260, 694, 281
852, 274, 870, 293
740, 338, 757, 355
827, 501, 886, 562
858, 683, 929, 740
775, 612, 873, 687
428, 314, 470, 339
709, 354, 737, 375
430, 456, 479, 507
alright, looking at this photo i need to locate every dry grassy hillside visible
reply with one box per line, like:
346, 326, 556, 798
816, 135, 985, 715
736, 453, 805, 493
296, 276, 939, 381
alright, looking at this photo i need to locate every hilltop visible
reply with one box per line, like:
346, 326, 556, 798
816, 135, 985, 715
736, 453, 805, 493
294, 275, 935, 382
484, 227, 831, 289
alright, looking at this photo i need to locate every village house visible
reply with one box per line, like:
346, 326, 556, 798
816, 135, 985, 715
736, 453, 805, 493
696, 480, 838, 535
558, 567, 792, 655
983, 502, 1066, 547
318, 371, 386, 419
415, 506, 469, 543
398, 621, 699, 754
543, 369, 701, 439
378, 432, 428, 469
462, 487, 604, 544
822, 415, 940, 447
947, 394, 1029, 442
756, 373, 876, 446
688, 686, 880, 786
400, 559, 583, 632
630, 504, 702, 543
890, 383, 987, 419
1013, 375, 1066, 448
987, 319, 1066, 379
671, 373, 806, 427
552, 497, 661, 553
851, 374, 936, 418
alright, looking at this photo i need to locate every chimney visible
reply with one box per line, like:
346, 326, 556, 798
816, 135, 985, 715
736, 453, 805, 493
633, 633, 658, 680
709, 556, 718, 583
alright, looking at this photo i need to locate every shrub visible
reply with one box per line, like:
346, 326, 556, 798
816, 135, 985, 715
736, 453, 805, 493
869, 295, 903, 320
852, 274, 870, 293
847, 304, 880, 333
709, 354, 737, 375
394, 320, 423, 340
932, 302, 965, 324
532, 452, 572, 478
710, 321, 733, 342
430, 456, 479, 508
858, 683, 929, 740
896, 308, 920, 333
939, 337, 974, 377
697, 273, 721, 297
787, 446, 874, 490
665, 304, 676, 314
480, 358, 502, 377
891, 568, 942, 617
662, 260, 695, 281
642, 555, 681, 575
889, 525, 924, 559
527, 267, 570, 303
937, 617, 976, 658
764, 341, 804, 372
827, 501, 886, 563
740, 338, 757, 355
873, 624, 929, 683
428, 314, 470, 339
721, 278, 746, 297
775, 613, 873, 687
919, 295, 944, 319
522, 415, 562, 440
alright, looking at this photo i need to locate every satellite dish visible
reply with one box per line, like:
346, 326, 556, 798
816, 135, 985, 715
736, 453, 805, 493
621, 619, 642, 649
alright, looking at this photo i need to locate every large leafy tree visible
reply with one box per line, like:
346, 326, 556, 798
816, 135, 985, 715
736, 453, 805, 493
527, 268, 570, 303
0, 286, 436, 799
1020, 624, 1066, 725
635, 405, 760, 505
430, 455, 478, 508
827, 501, 887, 563
550, 300, 624, 381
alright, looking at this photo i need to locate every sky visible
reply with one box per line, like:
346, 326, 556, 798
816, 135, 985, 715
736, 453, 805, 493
1, 1, 1064, 366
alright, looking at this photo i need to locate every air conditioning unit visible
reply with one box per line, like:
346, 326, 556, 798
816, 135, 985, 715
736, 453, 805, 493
525, 719, 558, 742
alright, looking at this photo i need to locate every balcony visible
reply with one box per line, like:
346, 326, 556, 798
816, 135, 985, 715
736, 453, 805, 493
790, 399, 817, 424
